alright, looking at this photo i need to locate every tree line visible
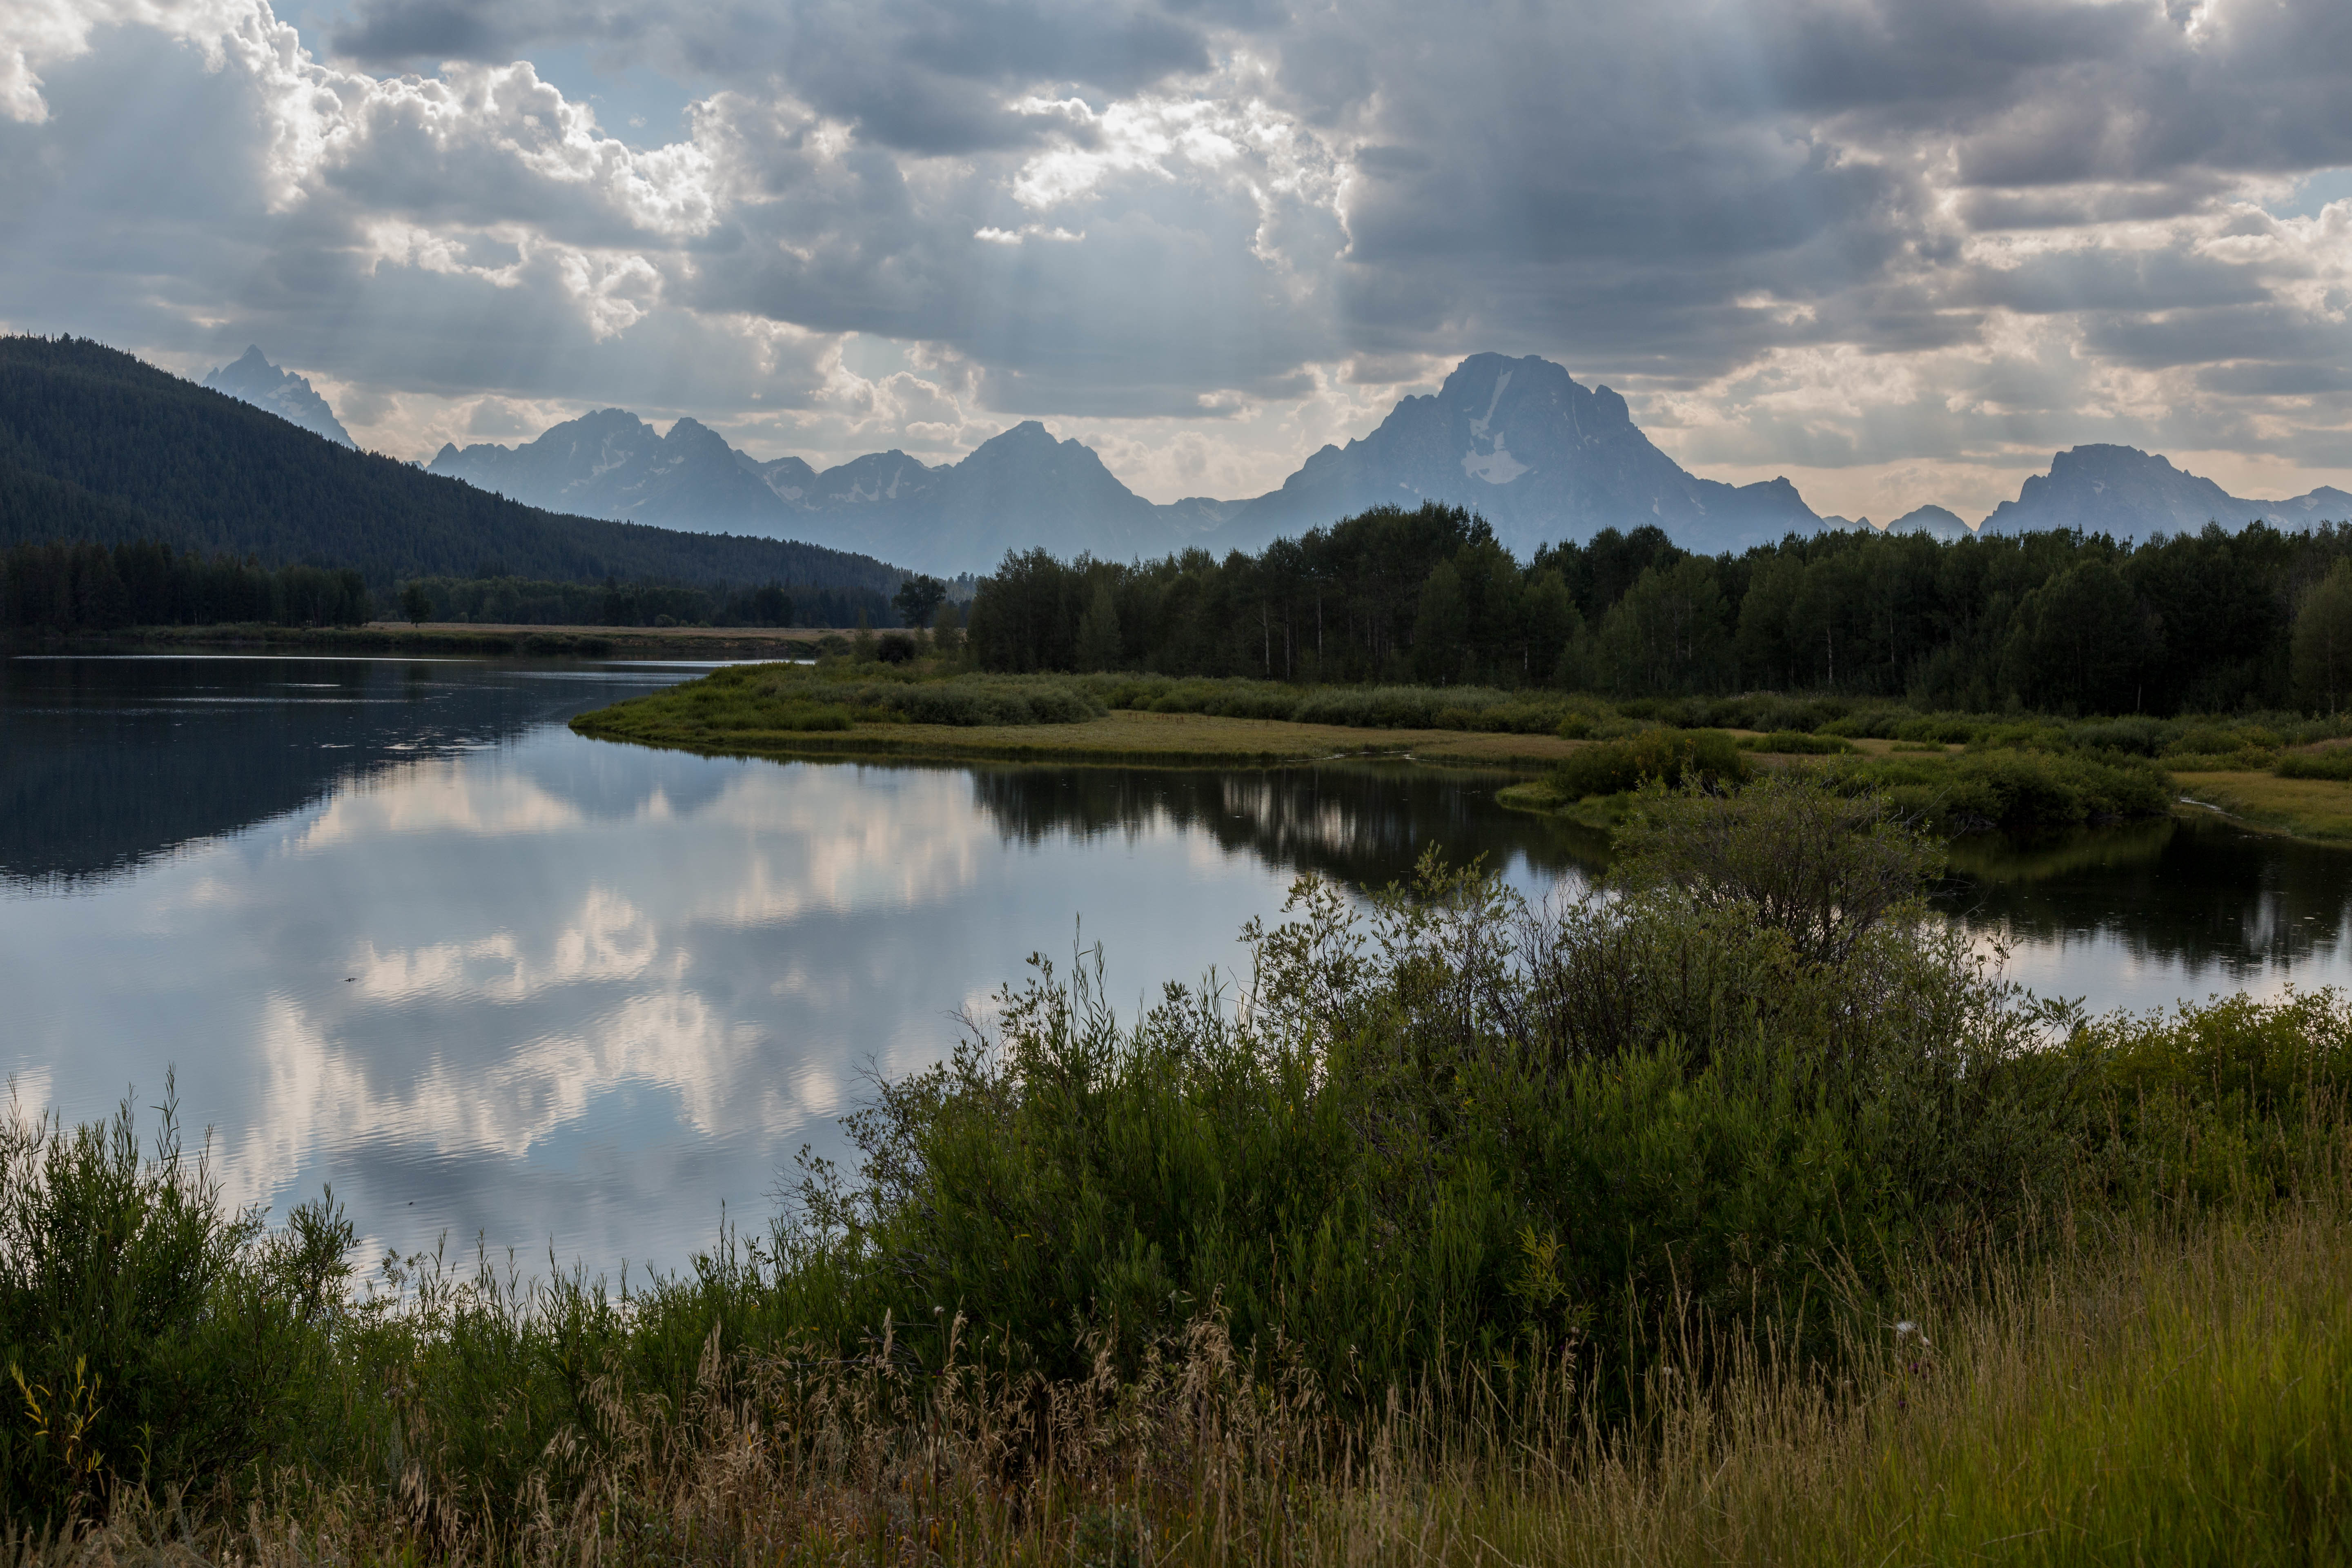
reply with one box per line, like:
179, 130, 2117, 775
963, 502, 2352, 715
2, 540, 370, 631
397, 574, 899, 629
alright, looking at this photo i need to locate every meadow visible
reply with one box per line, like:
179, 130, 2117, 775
5, 776, 2348, 1561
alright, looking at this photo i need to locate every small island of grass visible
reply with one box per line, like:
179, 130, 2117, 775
575, 655, 2352, 845
571, 662, 1594, 767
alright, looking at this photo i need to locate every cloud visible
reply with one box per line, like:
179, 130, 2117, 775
4, 0, 2352, 517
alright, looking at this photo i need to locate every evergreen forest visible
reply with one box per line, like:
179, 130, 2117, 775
0, 544, 906, 633
965, 501, 2352, 715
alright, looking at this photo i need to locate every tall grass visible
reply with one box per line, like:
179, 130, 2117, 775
24, 1191, 2349, 1564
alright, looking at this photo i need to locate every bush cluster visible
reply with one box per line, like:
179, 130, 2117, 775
1548, 728, 1751, 800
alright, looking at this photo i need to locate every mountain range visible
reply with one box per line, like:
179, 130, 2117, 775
426, 353, 2352, 572
428, 354, 1826, 570
165, 347, 2352, 575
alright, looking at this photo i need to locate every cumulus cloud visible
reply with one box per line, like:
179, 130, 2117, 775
2, 0, 2351, 516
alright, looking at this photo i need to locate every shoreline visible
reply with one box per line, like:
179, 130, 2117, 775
5, 620, 846, 660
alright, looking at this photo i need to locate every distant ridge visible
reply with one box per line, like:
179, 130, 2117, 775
432, 412, 1174, 569
202, 346, 356, 448
0, 337, 909, 596
1981, 445, 2352, 537
1888, 504, 1972, 541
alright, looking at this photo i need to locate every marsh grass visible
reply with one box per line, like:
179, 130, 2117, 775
18, 1192, 2349, 1566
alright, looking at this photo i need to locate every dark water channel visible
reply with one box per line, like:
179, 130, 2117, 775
4, 655, 2346, 1272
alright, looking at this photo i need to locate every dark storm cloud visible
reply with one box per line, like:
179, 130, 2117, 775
332, 0, 1234, 152
2083, 303, 2352, 373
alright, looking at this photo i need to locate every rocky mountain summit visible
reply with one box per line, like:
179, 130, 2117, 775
1216, 354, 1820, 555
200, 347, 354, 448
1980, 445, 2352, 537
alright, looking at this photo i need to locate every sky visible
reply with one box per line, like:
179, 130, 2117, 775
2, 0, 2350, 523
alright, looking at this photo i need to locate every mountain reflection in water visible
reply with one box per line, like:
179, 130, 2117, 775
7, 654, 2352, 1275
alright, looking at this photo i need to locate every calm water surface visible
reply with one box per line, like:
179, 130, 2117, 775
5, 655, 2350, 1272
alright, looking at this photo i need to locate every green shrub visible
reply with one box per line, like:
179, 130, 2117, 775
1831, 748, 2172, 834
1550, 728, 1751, 799
0, 1092, 354, 1523
2274, 747, 2352, 781
2066, 716, 2168, 755
1741, 730, 1855, 755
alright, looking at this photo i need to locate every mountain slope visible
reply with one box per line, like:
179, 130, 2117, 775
1981, 445, 2352, 536
0, 337, 907, 594
1214, 354, 1819, 555
201, 346, 356, 448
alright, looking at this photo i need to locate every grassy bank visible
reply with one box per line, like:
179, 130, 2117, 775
571, 663, 1587, 766
5, 779, 2348, 1559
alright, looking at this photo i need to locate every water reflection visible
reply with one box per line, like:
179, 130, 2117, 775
0, 657, 702, 888
1939, 815, 2352, 994
9, 655, 2352, 1275
968, 764, 1607, 889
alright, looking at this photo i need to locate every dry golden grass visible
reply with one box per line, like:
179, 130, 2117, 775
587, 705, 1586, 768
2174, 768, 2352, 842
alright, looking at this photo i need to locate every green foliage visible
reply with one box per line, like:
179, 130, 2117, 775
1075, 581, 1123, 673
892, 573, 948, 630
2, 539, 370, 631
404, 574, 889, 629
1740, 730, 1853, 754
2292, 557, 2352, 715
590, 664, 1107, 739
964, 506, 2352, 717
2274, 747, 2352, 780
0, 1089, 354, 1524
1611, 773, 1945, 963
1550, 728, 1751, 800
1827, 748, 2173, 835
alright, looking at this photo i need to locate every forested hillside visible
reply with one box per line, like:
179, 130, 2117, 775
967, 501, 2352, 715
0, 337, 908, 597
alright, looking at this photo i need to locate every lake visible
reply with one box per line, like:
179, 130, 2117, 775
4, 655, 2348, 1275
